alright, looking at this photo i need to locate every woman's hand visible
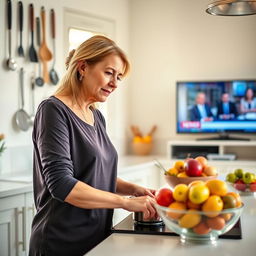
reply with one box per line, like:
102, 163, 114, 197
116, 177, 156, 198
122, 196, 157, 220
132, 185, 156, 198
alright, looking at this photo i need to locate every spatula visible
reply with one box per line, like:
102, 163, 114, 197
39, 6, 52, 83
17, 1, 24, 57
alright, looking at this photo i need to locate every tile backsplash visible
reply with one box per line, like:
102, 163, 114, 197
0, 145, 33, 176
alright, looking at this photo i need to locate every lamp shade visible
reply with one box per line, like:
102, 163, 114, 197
206, 0, 256, 16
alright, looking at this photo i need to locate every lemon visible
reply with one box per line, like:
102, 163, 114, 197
179, 210, 202, 228
173, 184, 189, 202
177, 172, 188, 178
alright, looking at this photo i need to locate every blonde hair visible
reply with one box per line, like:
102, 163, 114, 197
56, 35, 130, 107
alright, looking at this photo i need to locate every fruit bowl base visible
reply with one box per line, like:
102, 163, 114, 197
180, 234, 218, 245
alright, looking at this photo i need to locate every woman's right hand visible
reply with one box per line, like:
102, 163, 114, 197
122, 196, 157, 220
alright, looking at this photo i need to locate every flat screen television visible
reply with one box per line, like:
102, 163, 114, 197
176, 80, 256, 140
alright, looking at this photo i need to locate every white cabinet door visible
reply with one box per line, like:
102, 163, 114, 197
0, 194, 25, 256
24, 192, 35, 254
0, 208, 16, 256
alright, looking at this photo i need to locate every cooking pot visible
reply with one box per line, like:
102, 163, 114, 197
133, 212, 163, 226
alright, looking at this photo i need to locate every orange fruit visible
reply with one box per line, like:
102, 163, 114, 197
174, 160, 185, 172
133, 136, 143, 143
167, 167, 179, 176
204, 166, 217, 176
226, 192, 242, 207
188, 180, 205, 189
193, 221, 211, 235
178, 209, 201, 228
206, 179, 228, 196
187, 200, 201, 210
142, 135, 152, 143
206, 216, 225, 230
202, 195, 223, 217
195, 156, 208, 169
220, 213, 232, 222
167, 202, 186, 219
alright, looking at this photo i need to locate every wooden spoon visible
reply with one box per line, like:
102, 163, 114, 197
39, 6, 52, 83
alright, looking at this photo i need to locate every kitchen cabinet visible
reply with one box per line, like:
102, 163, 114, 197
0, 191, 35, 256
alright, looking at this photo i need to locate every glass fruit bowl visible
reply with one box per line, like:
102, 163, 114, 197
227, 181, 256, 195
165, 175, 218, 189
154, 202, 244, 244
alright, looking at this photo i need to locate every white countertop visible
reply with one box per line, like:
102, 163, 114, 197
0, 180, 32, 197
0, 155, 162, 198
87, 195, 256, 256
0, 155, 255, 198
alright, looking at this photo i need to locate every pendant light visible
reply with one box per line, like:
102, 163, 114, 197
206, 0, 256, 16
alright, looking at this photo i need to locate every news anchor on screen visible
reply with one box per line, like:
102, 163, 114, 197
190, 92, 214, 121
217, 92, 238, 120
240, 88, 256, 114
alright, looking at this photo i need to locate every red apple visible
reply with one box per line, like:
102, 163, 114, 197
184, 159, 203, 177
234, 179, 246, 191
249, 182, 256, 192
156, 188, 174, 207
185, 157, 194, 163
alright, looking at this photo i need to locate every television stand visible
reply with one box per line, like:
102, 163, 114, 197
167, 140, 256, 160
197, 135, 251, 141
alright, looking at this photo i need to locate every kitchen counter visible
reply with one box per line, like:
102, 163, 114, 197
0, 180, 32, 197
0, 154, 255, 198
0, 155, 165, 198
87, 195, 256, 256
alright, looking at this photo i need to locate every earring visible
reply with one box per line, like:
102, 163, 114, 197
79, 74, 83, 81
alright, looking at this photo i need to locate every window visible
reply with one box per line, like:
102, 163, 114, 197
64, 9, 115, 120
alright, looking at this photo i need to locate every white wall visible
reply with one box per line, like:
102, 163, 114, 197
129, 0, 256, 154
0, 0, 130, 174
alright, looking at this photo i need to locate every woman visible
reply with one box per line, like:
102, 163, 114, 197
240, 87, 256, 114
29, 35, 157, 256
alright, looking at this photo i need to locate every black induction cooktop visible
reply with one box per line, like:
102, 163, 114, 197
112, 214, 242, 239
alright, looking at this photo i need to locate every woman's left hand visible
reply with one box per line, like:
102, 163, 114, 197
132, 185, 156, 198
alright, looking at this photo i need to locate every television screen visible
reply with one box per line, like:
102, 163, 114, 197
176, 80, 256, 135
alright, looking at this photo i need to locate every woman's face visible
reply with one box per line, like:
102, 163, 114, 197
81, 54, 124, 103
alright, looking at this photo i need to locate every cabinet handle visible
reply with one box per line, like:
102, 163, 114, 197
16, 207, 26, 252
28, 205, 35, 216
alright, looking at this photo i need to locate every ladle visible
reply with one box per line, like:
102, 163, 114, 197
6, 0, 17, 71
14, 68, 31, 132
154, 159, 168, 175
39, 6, 52, 83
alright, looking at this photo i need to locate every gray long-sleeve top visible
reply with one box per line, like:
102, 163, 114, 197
29, 96, 118, 256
